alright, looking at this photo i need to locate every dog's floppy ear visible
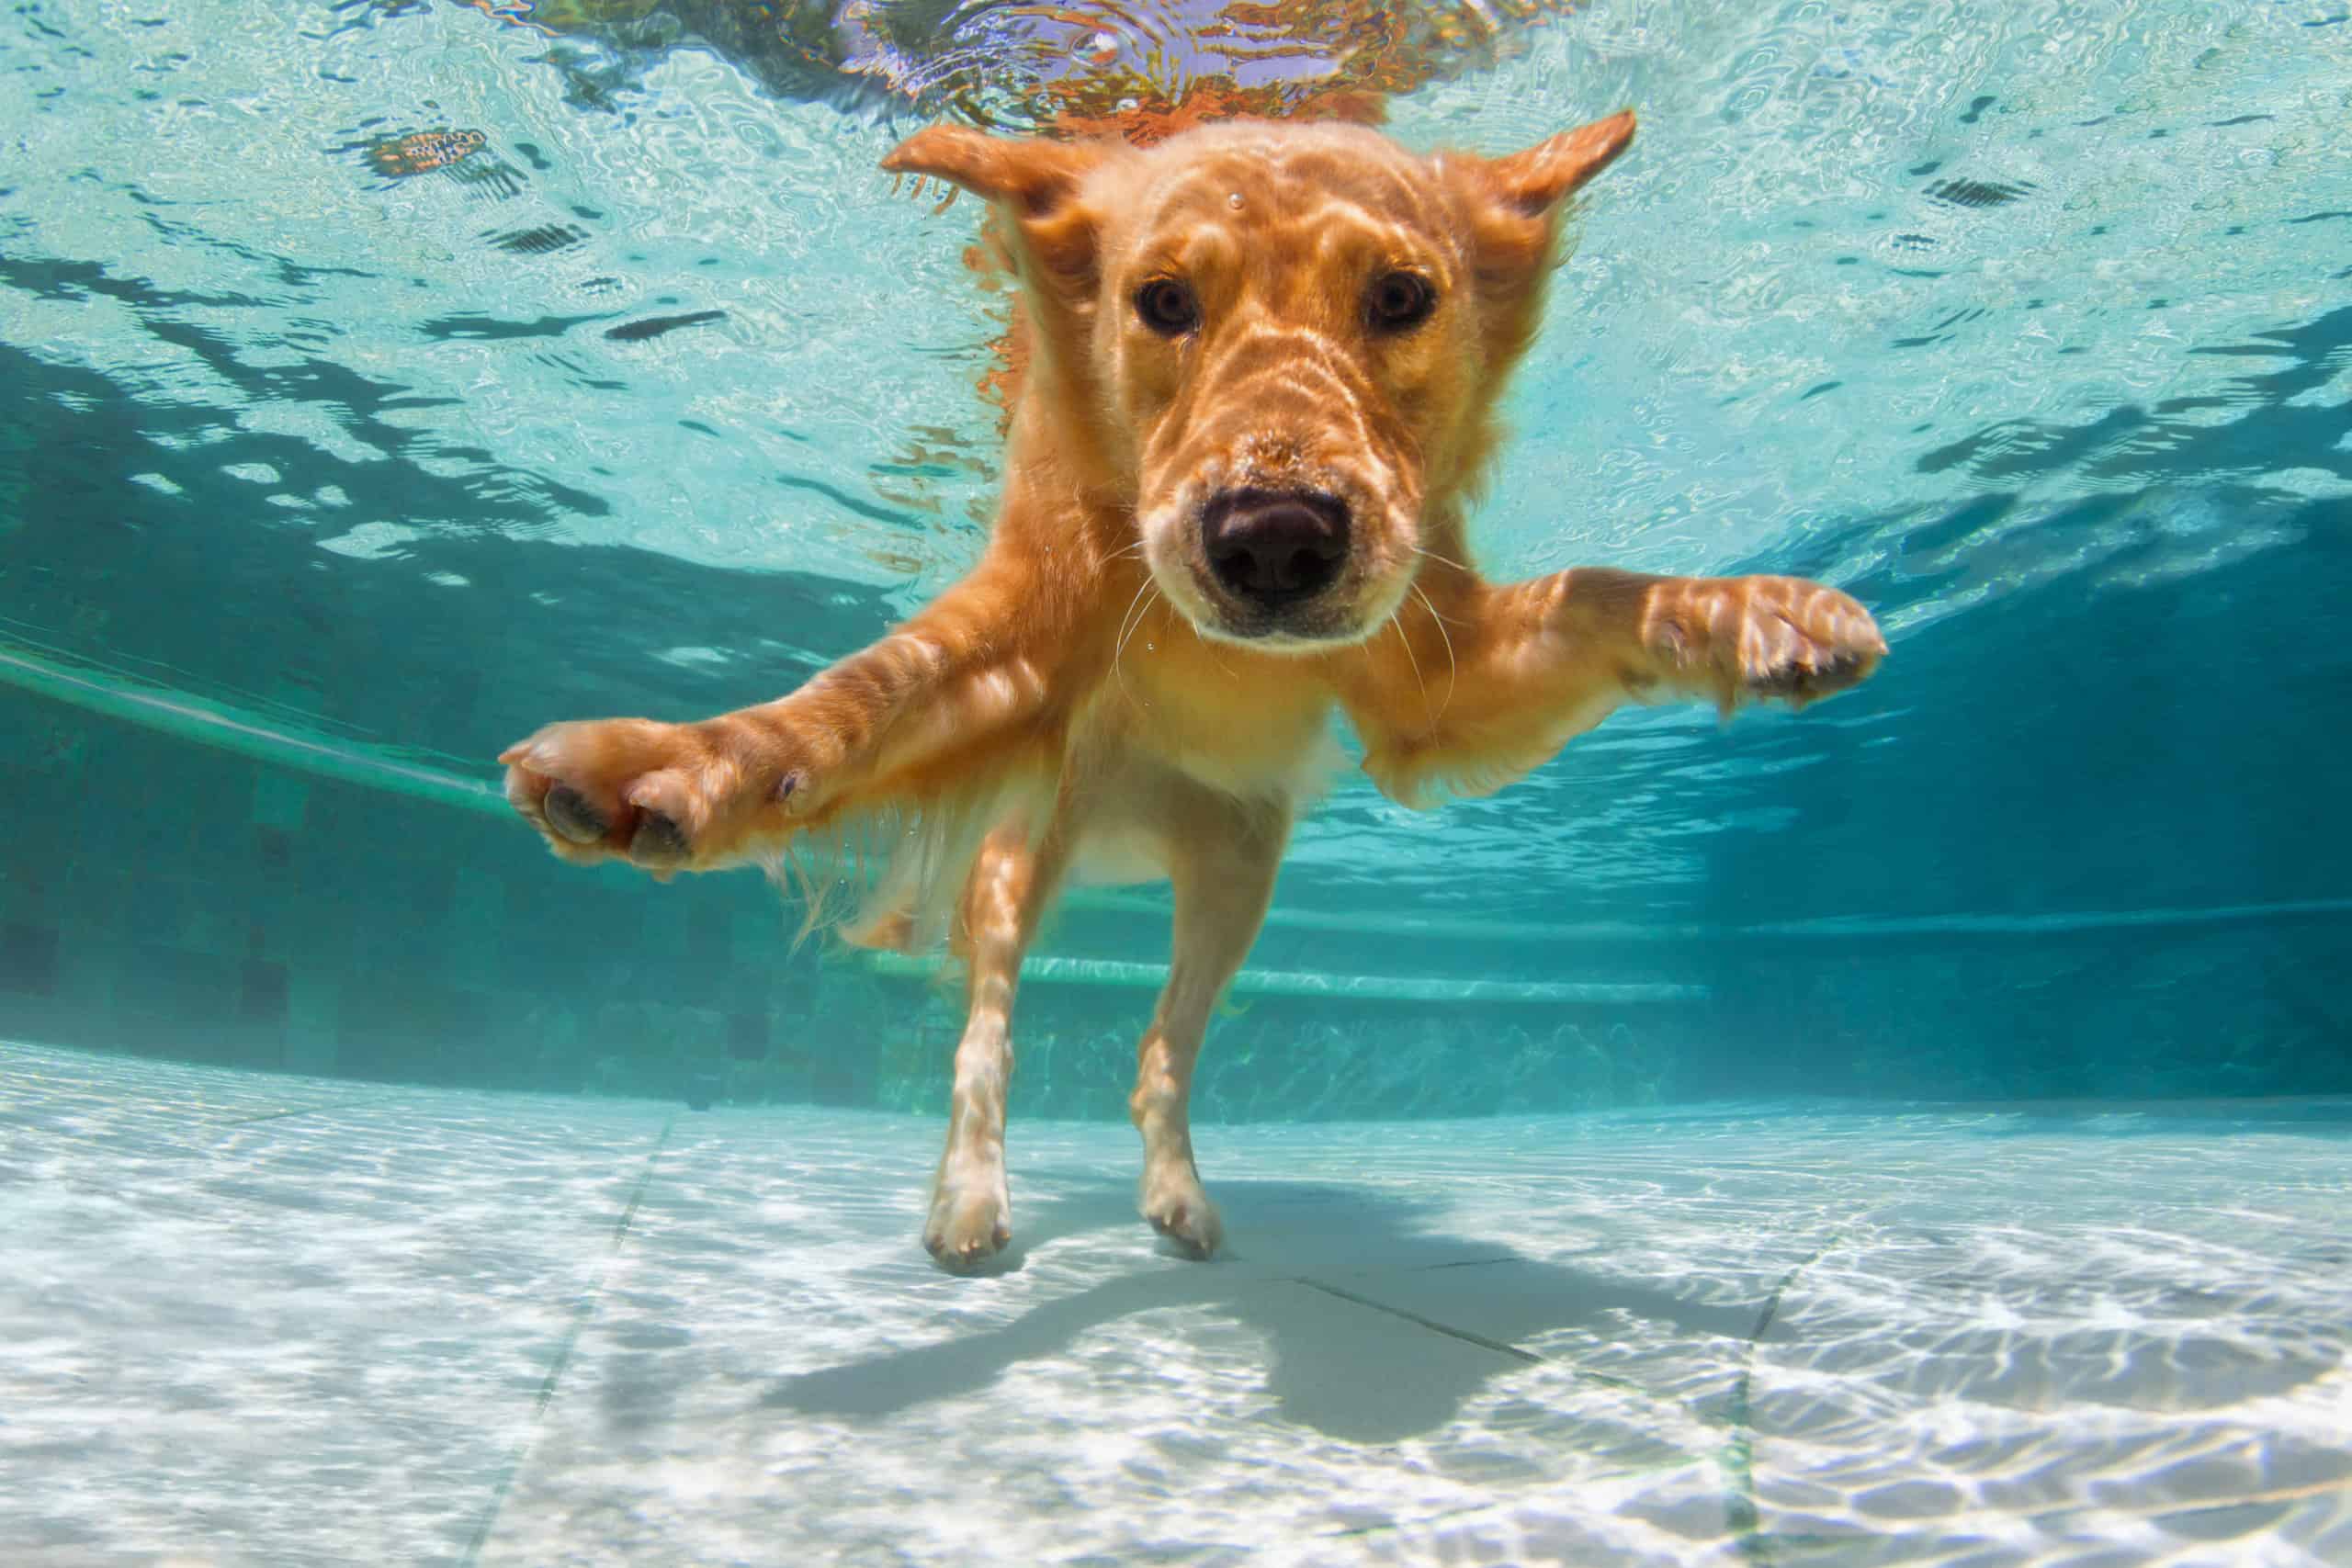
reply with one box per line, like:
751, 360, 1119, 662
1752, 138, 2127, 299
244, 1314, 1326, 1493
881, 125, 1105, 216
1448, 110, 1635, 288
882, 126, 1114, 289
1479, 110, 1636, 218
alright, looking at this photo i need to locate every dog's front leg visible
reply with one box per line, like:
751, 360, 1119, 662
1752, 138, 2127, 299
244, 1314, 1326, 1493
499, 560, 1057, 873
1354, 568, 1886, 807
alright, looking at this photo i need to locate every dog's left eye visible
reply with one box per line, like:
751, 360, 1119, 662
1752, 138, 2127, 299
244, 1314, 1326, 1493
1135, 278, 1201, 336
1366, 271, 1437, 333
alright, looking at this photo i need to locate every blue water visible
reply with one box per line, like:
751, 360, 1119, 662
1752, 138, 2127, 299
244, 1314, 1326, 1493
1, 0, 2346, 1113
6, 6, 2352, 1562
0, 0, 2342, 1114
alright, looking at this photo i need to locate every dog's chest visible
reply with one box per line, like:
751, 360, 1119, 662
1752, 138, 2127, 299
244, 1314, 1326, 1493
1062, 698, 1346, 888
1102, 639, 1345, 807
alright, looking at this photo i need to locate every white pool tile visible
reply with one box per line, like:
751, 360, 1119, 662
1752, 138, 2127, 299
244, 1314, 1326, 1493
4, 1044, 2346, 1565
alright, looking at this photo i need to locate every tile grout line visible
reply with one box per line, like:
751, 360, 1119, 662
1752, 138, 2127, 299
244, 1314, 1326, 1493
460, 1115, 675, 1566
1721, 1222, 1860, 1566
6, 1097, 379, 1145
1290, 1270, 1713, 1403
214, 1100, 379, 1131
1293, 1253, 1819, 1547
1317, 1228, 2343, 1553
1290, 1276, 1545, 1366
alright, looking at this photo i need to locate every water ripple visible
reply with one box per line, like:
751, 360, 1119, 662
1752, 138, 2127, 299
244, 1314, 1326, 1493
0, 0, 2344, 919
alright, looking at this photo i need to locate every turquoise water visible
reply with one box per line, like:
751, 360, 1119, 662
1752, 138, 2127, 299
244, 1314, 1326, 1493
3, 0, 2346, 1113
5, 4, 2351, 1562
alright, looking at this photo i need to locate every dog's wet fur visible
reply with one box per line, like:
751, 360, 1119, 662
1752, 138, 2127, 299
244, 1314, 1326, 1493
502, 112, 1886, 1270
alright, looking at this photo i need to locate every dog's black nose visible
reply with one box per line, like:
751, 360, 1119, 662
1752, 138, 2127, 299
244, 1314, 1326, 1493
1201, 489, 1350, 606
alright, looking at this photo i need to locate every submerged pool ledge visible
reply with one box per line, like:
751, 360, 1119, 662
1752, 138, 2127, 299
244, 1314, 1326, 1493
863, 951, 1707, 1004
6, 635, 2346, 947
0, 637, 505, 818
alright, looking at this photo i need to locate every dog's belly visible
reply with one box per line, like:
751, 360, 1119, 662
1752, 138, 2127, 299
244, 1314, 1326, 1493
1067, 828, 1171, 887
1062, 726, 1348, 887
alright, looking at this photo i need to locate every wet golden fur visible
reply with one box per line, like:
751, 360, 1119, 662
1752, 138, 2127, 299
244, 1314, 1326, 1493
501, 111, 1886, 1269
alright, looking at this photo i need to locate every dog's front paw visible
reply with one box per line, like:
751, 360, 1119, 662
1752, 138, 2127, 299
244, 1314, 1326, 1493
924, 1174, 1012, 1274
1140, 1161, 1222, 1260
1646, 575, 1886, 712
498, 714, 813, 874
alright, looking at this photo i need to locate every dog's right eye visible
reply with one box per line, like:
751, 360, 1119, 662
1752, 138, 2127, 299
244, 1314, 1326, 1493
1366, 271, 1437, 333
1134, 278, 1201, 336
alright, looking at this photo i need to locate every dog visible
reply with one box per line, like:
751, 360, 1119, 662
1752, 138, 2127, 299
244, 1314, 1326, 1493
499, 109, 1887, 1270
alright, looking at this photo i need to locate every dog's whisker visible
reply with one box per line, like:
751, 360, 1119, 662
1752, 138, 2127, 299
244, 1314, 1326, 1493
1117, 576, 1156, 651
1112, 581, 1159, 704
1122, 588, 1163, 681
1389, 609, 1430, 723
1110, 580, 1153, 703
1414, 544, 1473, 575
1410, 583, 1460, 721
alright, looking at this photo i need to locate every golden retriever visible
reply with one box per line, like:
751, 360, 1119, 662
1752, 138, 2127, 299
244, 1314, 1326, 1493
499, 110, 1886, 1270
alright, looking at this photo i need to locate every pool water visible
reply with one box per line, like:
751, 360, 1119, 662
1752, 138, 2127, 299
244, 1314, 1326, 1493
2, 1, 2348, 1562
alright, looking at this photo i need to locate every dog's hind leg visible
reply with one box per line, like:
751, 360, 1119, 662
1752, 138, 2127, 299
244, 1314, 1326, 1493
923, 819, 1068, 1271
1130, 789, 1289, 1260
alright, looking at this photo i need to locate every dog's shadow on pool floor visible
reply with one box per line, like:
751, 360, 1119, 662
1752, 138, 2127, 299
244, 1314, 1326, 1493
754, 1179, 1757, 1443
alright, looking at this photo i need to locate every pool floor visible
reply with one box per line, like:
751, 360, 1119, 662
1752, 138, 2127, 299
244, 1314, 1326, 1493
4, 1041, 2348, 1564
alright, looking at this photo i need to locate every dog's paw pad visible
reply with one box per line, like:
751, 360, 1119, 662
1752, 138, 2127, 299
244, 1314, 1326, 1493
500, 718, 767, 873
541, 784, 609, 845
626, 805, 691, 865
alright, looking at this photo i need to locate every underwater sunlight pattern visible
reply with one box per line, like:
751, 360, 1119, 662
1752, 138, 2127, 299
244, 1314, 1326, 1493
2, 3, 2350, 1561
1, 0, 2345, 1105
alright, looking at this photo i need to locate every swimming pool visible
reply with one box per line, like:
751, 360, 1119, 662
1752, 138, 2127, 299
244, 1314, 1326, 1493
3, 0, 2347, 1561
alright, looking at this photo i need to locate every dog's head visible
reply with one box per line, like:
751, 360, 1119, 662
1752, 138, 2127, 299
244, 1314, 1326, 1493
883, 112, 1634, 650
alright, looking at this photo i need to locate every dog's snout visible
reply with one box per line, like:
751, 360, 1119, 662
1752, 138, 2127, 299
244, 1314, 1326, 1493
1200, 489, 1351, 606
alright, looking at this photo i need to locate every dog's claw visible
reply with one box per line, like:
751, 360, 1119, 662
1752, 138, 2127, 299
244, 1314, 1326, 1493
930, 1237, 997, 1274
1141, 1166, 1223, 1260
924, 1177, 1013, 1273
